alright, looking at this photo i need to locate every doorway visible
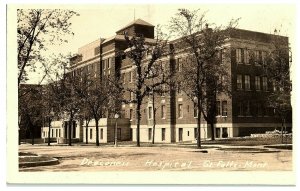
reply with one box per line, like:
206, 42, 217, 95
179, 128, 183, 141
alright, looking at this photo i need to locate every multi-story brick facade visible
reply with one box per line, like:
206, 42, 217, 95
65, 19, 292, 143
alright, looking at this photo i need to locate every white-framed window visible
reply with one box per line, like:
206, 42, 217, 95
222, 101, 228, 117
90, 129, 93, 139
236, 48, 242, 63
148, 106, 153, 120
148, 128, 152, 141
103, 60, 106, 70
177, 58, 182, 71
130, 92, 134, 101
255, 76, 261, 91
129, 109, 133, 121
161, 105, 166, 119
244, 49, 250, 64
178, 104, 183, 118
193, 104, 198, 118
161, 128, 166, 141
237, 75, 242, 90
129, 71, 133, 83
262, 51, 267, 64
245, 75, 250, 90
100, 128, 103, 140
107, 58, 111, 69
161, 84, 166, 96
216, 101, 221, 116
254, 50, 260, 65
262, 77, 268, 91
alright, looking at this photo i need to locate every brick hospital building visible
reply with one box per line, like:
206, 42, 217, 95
41, 19, 292, 143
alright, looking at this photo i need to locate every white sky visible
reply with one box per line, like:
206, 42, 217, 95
61, 4, 296, 54
21, 3, 296, 84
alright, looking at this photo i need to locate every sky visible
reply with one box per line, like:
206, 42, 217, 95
16, 4, 296, 84
8, 3, 296, 83
61, 4, 296, 54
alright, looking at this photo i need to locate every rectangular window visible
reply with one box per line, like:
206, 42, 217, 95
161, 105, 166, 119
56, 129, 58, 137
148, 128, 152, 141
90, 129, 92, 139
245, 75, 250, 90
194, 128, 198, 139
272, 80, 277, 92
103, 60, 106, 70
256, 103, 262, 116
255, 76, 261, 90
129, 109, 133, 120
148, 106, 153, 119
122, 74, 126, 84
130, 92, 134, 101
237, 75, 242, 90
107, 58, 111, 69
161, 84, 166, 96
162, 128, 166, 141
222, 128, 228, 138
51, 129, 54, 137
100, 128, 103, 139
262, 51, 267, 64
262, 77, 268, 91
236, 48, 242, 63
244, 49, 250, 64
178, 104, 183, 118
193, 104, 198, 118
245, 101, 251, 116
216, 128, 221, 138
238, 102, 243, 116
254, 50, 260, 64
177, 58, 182, 71
58, 129, 61, 137
216, 101, 221, 116
222, 101, 227, 117
129, 71, 133, 82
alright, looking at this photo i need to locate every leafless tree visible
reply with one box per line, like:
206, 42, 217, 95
122, 27, 170, 147
169, 9, 238, 147
17, 9, 78, 85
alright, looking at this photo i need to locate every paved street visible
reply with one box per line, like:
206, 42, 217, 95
19, 143, 292, 172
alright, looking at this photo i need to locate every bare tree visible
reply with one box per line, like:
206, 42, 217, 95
17, 9, 78, 85
169, 9, 238, 147
73, 74, 117, 146
263, 29, 292, 143
122, 27, 169, 147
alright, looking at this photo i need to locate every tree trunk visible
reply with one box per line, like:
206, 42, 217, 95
210, 122, 215, 141
196, 83, 202, 149
31, 125, 35, 145
68, 118, 72, 146
48, 118, 51, 146
95, 118, 99, 146
197, 104, 201, 149
152, 93, 156, 144
136, 98, 142, 147
281, 117, 284, 144
85, 121, 89, 144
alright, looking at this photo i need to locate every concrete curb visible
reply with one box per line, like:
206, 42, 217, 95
19, 157, 59, 168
